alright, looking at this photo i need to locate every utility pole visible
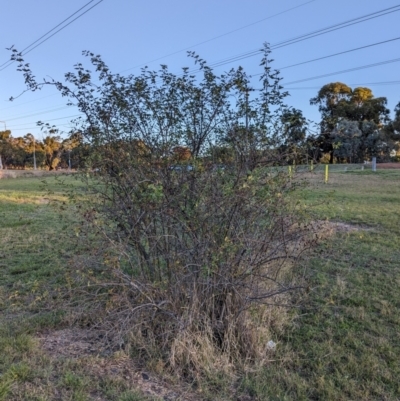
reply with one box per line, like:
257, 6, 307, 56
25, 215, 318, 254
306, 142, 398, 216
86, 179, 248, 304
0, 121, 6, 170
33, 135, 37, 170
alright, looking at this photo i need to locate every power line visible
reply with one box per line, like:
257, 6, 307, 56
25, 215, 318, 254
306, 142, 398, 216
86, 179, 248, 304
0, 0, 104, 72
4, 5, 400, 126
250, 36, 400, 76
283, 57, 400, 85
121, 4, 400, 74
118, 0, 317, 73
5, 106, 72, 122
0, 2, 313, 125
9, 76, 400, 126
9, 124, 74, 132
284, 81, 400, 90
184, 4, 400, 75
7, 114, 82, 127
21, 1, 104, 58
6, 53, 399, 123
272, 5, 400, 50
0, 0, 98, 69
7, 74, 400, 129
0, 93, 59, 112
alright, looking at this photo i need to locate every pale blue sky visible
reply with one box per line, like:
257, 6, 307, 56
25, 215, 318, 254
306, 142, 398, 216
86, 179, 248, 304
1, 0, 399, 139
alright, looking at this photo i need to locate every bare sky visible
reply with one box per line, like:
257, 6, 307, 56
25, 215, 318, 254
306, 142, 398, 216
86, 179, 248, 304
1, 0, 399, 139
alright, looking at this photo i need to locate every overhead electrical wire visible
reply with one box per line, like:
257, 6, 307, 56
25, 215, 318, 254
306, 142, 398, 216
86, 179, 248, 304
0, 93, 59, 112
4, 4, 400, 129
8, 74, 400, 130
12, 29, 399, 120
120, 3, 400, 74
0, 0, 98, 69
250, 36, 400, 76
18, 1, 104, 58
6, 114, 82, 127
5, 50, 399, 125
0, 0, 104, 72
182, 4, 400, 75
119, 0, 317, 73
10, 124, 74, 132
9, 61, 399, 126
271, 4, 400, 49
284, 81, 400, 90
282, 57, 400, 85
6, 106, 72, 122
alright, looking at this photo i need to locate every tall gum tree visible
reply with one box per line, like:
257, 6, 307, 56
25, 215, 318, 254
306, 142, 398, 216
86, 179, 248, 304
311, 82, 392, 162
310, 82, 352, 163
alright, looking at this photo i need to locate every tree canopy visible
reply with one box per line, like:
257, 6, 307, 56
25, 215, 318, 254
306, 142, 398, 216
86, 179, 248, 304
310, 82, 396, 163
0, 130, 81, 170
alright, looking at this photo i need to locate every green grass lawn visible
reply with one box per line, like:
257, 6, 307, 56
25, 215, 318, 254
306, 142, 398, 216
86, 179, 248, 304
0, 175, 161, 401
1, 170, 400, 400
240, 170, 400, 400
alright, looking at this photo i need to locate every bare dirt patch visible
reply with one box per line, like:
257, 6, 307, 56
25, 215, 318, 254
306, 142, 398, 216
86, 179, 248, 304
37, 328, 200, 401
37, 328, 107, 358
317, 220, 367, 232
311, 220, 373, 240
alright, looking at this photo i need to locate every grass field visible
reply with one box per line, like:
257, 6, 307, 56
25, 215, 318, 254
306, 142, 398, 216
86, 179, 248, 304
239, 169, 400, 400
0, 176, 160, 401
1, 170, 400, 400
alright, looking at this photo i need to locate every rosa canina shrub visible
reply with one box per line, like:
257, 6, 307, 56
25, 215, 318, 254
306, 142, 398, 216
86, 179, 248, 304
11, 43, 315, 379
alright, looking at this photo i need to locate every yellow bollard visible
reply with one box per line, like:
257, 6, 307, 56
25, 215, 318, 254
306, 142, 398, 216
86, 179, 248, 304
288, 165, 292, 179
310, 160, 314, 172
324, 164, 329, 184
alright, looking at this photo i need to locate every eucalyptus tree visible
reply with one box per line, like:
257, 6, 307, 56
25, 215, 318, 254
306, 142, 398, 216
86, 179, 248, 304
311, 82, 392, 162
310, 82, 352, 162
331, 119, 362, 163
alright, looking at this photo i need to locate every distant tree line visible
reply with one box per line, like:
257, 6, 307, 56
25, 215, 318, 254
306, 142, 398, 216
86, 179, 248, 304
0, 130, 85, 170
